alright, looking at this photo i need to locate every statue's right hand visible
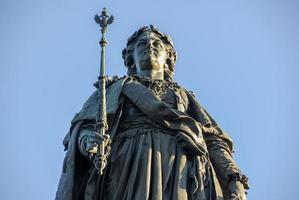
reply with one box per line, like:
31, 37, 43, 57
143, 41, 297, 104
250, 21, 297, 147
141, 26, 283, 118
85, 131, 105, 154
78, 129, 108, 157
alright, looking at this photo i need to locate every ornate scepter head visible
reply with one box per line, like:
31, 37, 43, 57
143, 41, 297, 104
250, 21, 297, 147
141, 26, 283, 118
94, 8, 114, 47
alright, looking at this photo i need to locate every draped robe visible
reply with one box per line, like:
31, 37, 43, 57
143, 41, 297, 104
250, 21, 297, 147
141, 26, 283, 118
56, 76, 240, 200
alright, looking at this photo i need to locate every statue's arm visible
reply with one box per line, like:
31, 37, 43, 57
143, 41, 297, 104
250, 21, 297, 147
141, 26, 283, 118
201, 111, 250, 200
185, 91, 248, 198
200, 107, 249, 188
203, 129, 242, 183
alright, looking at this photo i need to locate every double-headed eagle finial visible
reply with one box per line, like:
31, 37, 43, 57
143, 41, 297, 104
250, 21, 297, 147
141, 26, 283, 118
94, 8, 114, 31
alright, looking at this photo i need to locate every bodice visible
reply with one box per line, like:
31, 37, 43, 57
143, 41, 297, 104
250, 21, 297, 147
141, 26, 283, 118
119, 78, 179, 131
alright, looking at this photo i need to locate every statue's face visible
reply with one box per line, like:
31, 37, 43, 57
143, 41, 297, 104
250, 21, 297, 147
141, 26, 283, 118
133, 31, 167, 74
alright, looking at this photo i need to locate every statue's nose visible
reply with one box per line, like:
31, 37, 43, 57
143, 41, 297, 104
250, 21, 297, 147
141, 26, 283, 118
146, 41, 155, 50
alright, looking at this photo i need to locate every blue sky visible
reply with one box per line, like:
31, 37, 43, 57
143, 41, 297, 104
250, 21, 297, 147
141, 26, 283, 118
1, 0, 298, 199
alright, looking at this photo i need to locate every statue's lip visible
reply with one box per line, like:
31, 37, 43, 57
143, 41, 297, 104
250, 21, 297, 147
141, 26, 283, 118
143, 50, 158, 57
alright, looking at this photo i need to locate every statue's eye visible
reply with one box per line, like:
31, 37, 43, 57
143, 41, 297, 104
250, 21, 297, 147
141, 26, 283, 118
137, 41, 146, 47
153, 41, 163, 48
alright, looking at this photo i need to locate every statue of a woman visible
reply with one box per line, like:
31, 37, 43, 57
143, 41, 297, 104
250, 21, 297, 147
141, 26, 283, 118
56, 25, 248, 200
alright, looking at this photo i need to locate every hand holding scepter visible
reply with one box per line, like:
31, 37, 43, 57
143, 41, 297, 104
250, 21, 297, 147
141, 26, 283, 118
92, 8, 114, 175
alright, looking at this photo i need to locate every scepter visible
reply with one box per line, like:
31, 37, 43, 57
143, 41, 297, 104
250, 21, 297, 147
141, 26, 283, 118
93, 8, 114, 175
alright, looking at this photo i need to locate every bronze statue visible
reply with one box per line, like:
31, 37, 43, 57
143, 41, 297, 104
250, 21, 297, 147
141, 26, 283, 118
56, 24, 249, 200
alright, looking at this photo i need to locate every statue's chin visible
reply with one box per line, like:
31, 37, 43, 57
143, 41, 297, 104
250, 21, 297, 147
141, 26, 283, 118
139, 57, 162, 71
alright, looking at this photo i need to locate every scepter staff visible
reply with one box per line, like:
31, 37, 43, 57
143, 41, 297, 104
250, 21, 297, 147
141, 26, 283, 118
94, 8, 114, 175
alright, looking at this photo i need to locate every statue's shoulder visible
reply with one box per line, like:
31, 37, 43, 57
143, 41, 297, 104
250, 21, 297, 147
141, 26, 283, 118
107, 75, 127, 87
71, 75, 127, 125
93, 75, 127, 89
174, 83, 197, 99
187, 90, 196, 98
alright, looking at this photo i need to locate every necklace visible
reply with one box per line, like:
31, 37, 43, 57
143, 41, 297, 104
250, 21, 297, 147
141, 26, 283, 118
131, 75, 179, 96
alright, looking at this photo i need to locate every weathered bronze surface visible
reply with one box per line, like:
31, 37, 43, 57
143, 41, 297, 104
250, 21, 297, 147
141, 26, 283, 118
56, 25, 248, 200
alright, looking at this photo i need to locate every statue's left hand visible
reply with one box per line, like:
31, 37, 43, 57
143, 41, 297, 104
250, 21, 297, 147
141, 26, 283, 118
227, 180, 247, 200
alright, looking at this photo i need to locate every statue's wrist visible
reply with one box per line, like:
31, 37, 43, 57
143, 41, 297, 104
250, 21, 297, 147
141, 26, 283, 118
226, 172, 250, 190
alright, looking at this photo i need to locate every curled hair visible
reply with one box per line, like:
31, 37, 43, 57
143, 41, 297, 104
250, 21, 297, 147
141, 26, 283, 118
122, 25, 177, 80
